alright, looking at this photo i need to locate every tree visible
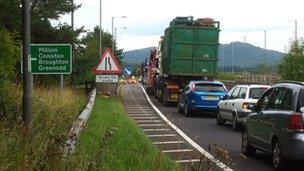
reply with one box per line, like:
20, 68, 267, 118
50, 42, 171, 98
0, 29, 19, 82
0, 29, 20, 117
257, 62, 272, 75
0, 0, 86, 85
278, 40, 304, 81
74, 27, 114, 84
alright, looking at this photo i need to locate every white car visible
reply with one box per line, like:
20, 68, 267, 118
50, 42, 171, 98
217, 84, 270, 131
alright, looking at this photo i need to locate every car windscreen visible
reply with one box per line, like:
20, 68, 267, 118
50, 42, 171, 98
249, 87, 268, 99
195, 83, 225, 92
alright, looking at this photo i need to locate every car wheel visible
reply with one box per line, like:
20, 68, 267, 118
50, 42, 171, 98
242, 130, 256, 157
232, 114, 240, 131
216, 109, 225, 125
184, 102, 192, 117
158, 89, 163, 103
272, 140, 285, 170
178, 102, 183, 113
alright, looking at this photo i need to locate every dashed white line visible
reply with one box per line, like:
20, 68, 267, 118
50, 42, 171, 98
146, 134, 177, 138
162, 149, 193, 153
153, 141, 184, 145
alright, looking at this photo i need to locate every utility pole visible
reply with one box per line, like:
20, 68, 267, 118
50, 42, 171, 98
99, 0, 102, 55
231, 42, 234, 73
264, 30, 266, 50
70, 0, 74, 88
22, 0, 32, 125
111, 17, 115, 53
295, 20, 298, 44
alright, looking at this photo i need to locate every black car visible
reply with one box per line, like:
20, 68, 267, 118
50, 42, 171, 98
242, 81, 304, 170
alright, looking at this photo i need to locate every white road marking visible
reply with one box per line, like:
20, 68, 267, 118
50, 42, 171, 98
143, 128, 170, 132
132, 117, 158, 120
136, 120, 162, 123
138, 124, 162, 127
129, 114, 155, 117
140, 85, 233, 171
146, 134, 177, 137
162, 149, 193, 153
175, 159, 201, 163
153, 141, 184, 145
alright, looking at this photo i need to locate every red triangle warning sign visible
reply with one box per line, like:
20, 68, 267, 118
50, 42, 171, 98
93, 48, 122, 74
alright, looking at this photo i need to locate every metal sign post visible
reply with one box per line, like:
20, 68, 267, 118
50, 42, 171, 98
22, 0, 32, 125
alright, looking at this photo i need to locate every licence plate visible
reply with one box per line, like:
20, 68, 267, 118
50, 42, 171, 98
203, 96, 219, 101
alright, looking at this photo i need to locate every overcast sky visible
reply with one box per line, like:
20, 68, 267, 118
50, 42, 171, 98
61, 0, 303, 52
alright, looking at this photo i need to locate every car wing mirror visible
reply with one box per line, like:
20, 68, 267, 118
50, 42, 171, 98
300, 107, 304, 113
223, 94, 229, 100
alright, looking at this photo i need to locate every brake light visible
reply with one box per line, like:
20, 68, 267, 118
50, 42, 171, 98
287, 113, 304, 132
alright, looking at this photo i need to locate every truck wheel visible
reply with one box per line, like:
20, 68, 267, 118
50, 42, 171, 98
153, 87, 157, 98
162, 87, 168, 107
158, 90, 163, 103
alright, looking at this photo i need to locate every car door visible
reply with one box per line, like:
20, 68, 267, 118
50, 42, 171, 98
260, 88, 294, 150
219, 86, 236, 119
247, 88, 274, 147
180, 84, 191, 109
234, 87, 248, 115
224, 86, 241, 121
258, 87, 286, 150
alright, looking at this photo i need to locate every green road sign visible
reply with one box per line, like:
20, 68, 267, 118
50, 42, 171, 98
30, 44, 72, 74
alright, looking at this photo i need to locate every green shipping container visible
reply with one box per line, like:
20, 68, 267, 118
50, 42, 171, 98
161, 17, 220, 77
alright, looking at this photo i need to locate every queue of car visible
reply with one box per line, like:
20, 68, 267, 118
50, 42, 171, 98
176, 80, 304, 170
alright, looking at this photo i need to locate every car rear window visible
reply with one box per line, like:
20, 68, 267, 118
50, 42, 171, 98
249, 87, 268, 99
195, 83, 225, 92
298, 89, 304, 111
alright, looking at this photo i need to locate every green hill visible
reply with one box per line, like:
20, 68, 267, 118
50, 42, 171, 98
122, 42, 284, 67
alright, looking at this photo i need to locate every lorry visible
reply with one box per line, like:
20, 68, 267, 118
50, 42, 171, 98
145, 16, 220, 106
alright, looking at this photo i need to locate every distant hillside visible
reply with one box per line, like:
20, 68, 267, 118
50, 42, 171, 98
122, 42, 284, 67
122, 47, 155, 65
219, 42, 283, 67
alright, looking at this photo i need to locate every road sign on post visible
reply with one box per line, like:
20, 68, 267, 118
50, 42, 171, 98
122, 66, 133, 77
93, 48, 122, 74
93, 48, 122, 96
30, 44, 72, 74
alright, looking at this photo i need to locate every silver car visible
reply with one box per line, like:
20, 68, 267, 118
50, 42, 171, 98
242, 81, 304, 170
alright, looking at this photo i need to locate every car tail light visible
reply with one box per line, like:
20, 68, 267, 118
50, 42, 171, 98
287, 113, 304, 132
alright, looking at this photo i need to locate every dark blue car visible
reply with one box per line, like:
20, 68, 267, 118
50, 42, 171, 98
178, 80, 227, 116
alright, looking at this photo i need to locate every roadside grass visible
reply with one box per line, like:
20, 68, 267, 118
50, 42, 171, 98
73, 96, 181, 171
0, 84, 86, 170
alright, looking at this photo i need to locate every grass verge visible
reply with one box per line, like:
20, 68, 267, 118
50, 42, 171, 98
0, 85, 86, 170
73, 96, 180, 170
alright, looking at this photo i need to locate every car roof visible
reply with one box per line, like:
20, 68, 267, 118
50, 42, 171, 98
191, 80, 224, 85
236, 84, 270, 88
277, 81, 304, 86
273, 81, 304, 89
